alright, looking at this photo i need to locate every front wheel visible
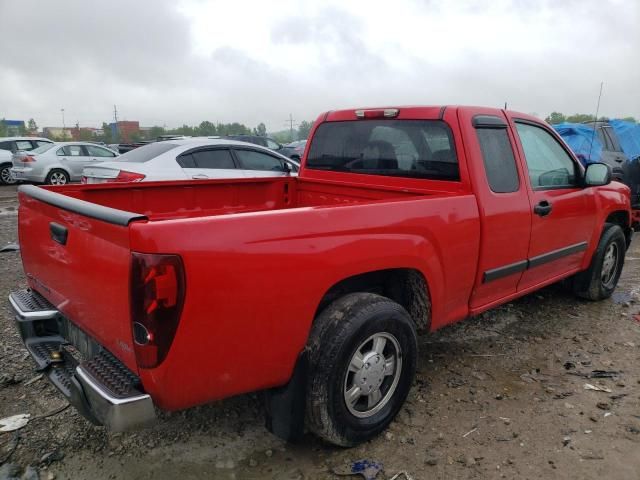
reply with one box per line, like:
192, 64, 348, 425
572, 223, 626, 300
306, 293, 417, 446
0, 163, 17, 185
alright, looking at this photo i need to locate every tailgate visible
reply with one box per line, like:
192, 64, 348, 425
17, 185, 147, 372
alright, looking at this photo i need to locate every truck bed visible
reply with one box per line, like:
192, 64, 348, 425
17, 177, 479, 408
28, 176, 446, 222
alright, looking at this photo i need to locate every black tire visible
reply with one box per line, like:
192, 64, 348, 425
45, 169, 70, 185
306, 293, 417, 446
572, 223, 626, 300
0, 163, 17, 185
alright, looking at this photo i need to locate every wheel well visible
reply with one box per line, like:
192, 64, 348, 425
606, 210, 632, 247
315, 269, 431, 331
46, 167, 70, 177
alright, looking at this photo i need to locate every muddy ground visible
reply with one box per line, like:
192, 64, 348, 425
0, 183, 639, 480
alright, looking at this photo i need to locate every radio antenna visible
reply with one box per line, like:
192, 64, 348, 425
587, 81, 604, 162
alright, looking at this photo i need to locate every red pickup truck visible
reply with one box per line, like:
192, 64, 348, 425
9, 106, 633, 446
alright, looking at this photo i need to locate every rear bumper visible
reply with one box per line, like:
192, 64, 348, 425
9, 167, 44, 183
8, 289, 155, 431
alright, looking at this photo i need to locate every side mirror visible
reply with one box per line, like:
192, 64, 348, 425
584, 162, 611, 187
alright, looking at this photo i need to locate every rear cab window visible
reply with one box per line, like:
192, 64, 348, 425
306, 120, 459, 181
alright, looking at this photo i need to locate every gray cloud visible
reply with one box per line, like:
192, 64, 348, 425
0, 0, 638, 131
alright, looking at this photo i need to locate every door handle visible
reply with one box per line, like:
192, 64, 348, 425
50, 222, 68, 245
191, 174, 209, 179
534, 200, 553, 217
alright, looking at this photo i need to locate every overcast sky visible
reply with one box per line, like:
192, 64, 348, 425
0, 0, 638, 131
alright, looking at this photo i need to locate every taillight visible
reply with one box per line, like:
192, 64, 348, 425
22, 155, 36, 163
130, 253, 185, 368
115, 170, 146, 182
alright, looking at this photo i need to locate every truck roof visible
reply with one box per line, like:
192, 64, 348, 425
320, 105, 539, 123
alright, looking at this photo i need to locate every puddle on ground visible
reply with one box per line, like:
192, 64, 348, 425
612, 290, 633, 304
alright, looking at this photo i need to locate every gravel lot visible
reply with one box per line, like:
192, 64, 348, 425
1, 183, 639, 480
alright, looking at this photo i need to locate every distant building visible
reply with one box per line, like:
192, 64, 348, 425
71, 127, 100, 140
109, 121, 140, 143
3, 120, 25, 136
43, 127, 73, 140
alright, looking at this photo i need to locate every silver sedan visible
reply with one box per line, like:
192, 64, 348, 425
81, 138, 299, 183
10, 142, 119, 185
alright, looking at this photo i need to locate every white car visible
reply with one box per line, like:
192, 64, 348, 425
0, 137, 54, 184
81, 138, 300, 183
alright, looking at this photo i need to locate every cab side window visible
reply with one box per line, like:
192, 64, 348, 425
515, 122, 577, 189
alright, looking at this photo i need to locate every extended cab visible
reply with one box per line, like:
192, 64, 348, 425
9, 106, 633, 446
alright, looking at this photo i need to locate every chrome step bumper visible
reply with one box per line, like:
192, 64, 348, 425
8, 289, 155, 431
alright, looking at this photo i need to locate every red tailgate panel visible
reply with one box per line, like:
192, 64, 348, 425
18, 191, 138, 372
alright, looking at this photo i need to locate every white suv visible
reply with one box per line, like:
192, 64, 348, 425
0, 137, 54, 184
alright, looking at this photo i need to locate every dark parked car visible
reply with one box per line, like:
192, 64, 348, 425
585, 121, 640, 208
280, 140, 307, 161
226, 135, 283, 152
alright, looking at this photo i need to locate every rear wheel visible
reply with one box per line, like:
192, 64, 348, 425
306, 293, 417, 446
0, 163, 17, 185
572, 223, 626, 300
46, 169, 70, 185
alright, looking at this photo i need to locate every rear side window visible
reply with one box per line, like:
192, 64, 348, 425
118, 142, 178, 163
0, 141, 12, 151
62, 145, 84, 156
235, 149, 286, 171
15, 140, 33, 151
306, 120, 459, 181
602, 127, 622, 152
476, 128, 519, 193
596, 128, 611, 150
85, 145, 116, 157
36, 141, 52, 148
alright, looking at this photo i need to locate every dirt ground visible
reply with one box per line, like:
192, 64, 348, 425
1, 183, 639, 480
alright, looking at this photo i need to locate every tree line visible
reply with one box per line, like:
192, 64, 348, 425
545, 112, 637, 125
0, 118, 315, 144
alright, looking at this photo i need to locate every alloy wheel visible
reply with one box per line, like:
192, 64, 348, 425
343, 332, 402, 418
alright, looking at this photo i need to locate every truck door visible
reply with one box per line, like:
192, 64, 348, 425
458, 109, 532, 310
510, 118, 597, 291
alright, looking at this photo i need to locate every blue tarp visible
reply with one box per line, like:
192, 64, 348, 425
553, 123, 603, 164
610, 119, 640, 161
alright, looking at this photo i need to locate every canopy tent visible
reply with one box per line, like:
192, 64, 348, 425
610, 119, 640, 161
552, 123, 603, 165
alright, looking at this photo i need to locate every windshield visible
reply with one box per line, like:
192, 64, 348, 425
116, 142, 178, 163
30, 144, 56, 154
306, 120, 459, 181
